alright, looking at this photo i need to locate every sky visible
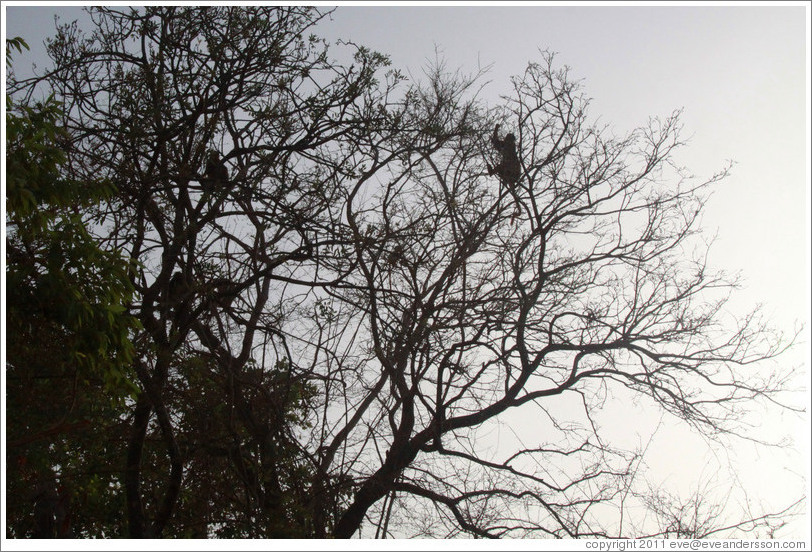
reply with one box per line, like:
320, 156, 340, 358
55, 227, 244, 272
8, 3, 805, 317
3, 1, 811, 542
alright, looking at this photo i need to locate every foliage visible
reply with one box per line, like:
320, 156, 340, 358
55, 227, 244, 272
4, 7, 801, 540
5, 37, 141, 538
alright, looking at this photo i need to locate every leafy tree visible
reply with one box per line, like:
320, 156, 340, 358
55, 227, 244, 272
5, 36, 140, 538
9, 6, 406, 538
5, 7, 801, 539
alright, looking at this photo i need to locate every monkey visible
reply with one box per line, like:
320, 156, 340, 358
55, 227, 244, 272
168, 270, 191, 302
166, 270, 195, 330
386, 243, 406, 267
190, 277, 240, 323
201, 150, 229, 194
487, 124, 521, 186
487, 124, 523, 222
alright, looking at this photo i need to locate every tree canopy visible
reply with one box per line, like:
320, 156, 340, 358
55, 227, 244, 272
4, 6, 802, 539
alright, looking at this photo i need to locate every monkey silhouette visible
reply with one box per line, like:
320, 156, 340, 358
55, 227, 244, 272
487, 124, 520, 186
201, 150, 229, 193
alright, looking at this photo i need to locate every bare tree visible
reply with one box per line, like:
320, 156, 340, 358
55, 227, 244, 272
8, 5, 800, 538
637, 483, 803, 539
303, 54, 800, 538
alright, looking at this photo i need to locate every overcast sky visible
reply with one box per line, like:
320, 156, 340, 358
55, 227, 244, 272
3, 2, 810, 541
6, 4, 808, 321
